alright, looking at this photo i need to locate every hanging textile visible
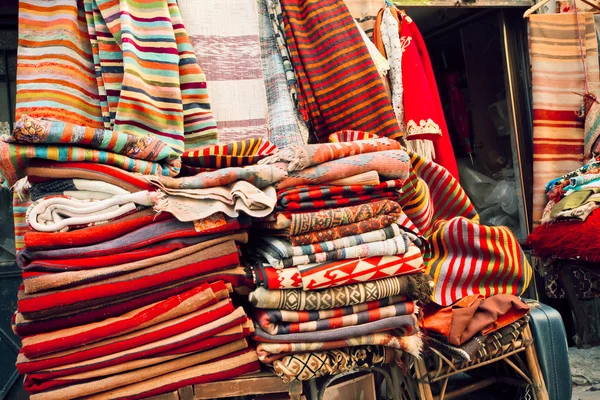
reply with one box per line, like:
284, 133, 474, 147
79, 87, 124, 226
373, 8, 459, 179
258, 0, 308, 147
178, 0, 269, 143
279, 0, 402, 142
529, 13, 600, 226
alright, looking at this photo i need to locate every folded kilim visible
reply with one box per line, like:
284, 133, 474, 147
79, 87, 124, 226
20, 282, 227, 358
279, 0, 401, 141
26, 162, 155, 193
26, 191, 155, 232
276, 151, 410, 190
22, 235, 222, 272
253, 314, 419, 343
80, 349, 259, 400
277, 179, 404, 211
259, 137, 403, 172
29, 179, 130, 202
257, 332, 423, 363
18, 240, 240, 318
5, 116, 181, 173
146, 164, 287, 191
18, 301, 246, 375
255, 301, 416, 335
288, 200, 401, 235
180, 138, 277, 170
398, 150, 532, 305
23, 233, 247, 294
255, 224, 404, 264
29, 338, 251, 399
273, 346, 390, 382
296, 245, 425, 290
249, 274, 431, 310
258, 0, 308, 148
12, 268, 251, 336
18, 216, 246, 267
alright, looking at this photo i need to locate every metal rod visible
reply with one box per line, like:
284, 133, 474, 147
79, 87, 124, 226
424, 9, 495, 41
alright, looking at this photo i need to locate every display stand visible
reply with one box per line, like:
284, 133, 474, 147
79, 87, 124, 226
396, 324, 549, 400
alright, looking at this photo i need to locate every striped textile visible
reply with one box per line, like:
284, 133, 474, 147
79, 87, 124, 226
399, 151, 532, 305
17, 301, 245, 375
181, 138, 277, 171
529, 13, 600, 226
255, 300, 415, 334
258, 0, 308, 148
280, 0, 401, 142
20, 282, 227, 358
83, 0, 218, 152
16, 0, 104, 128
13, 191, 32, 254
178, 0, 269, 143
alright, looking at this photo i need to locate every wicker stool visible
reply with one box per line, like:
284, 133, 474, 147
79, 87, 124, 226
395, 324, 549, 400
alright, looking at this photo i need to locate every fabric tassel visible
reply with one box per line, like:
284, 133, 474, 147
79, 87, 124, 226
406, 139, 436, 161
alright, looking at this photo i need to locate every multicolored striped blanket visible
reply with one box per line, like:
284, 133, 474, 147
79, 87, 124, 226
248, 274, 431, 310
257, 332, 422, 363
276, 179, 403, 211
255, 300, 416, 335
272, 346, 390, 382
398, 151, 532, 305
280, 0, 401, 141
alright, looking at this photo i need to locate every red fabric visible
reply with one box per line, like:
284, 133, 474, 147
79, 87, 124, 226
23, 324, 251, 393
400, 13, 459, 180
527, 209, 600, 263
12, 271, 250, 336
24, 210, 169, 250
18, 251, 240, 316
20, 282, 224, 358
17, 301, 241, 375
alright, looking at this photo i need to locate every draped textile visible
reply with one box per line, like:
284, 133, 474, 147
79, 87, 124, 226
258, 0, 308, 147
529, 13, 600, 225
398, 150, 532, 305
279, 0, 401, 141
178, 0, 269, 143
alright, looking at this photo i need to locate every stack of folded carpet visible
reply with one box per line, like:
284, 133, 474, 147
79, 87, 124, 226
245, 133, 434, 382
11, 153, 291, 398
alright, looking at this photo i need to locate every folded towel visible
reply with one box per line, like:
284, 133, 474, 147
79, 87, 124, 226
30, 179, 130, 201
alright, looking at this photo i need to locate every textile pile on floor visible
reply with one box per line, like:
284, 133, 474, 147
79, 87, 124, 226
245, 134, 435, 382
